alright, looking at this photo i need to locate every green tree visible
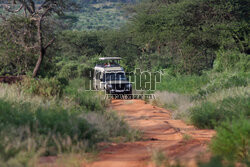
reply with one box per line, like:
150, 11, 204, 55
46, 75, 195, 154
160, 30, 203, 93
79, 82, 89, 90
128, 0, 249, 74
0, 0, 75, 77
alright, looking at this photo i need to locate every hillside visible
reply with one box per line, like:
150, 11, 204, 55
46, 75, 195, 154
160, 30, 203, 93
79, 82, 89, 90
60, 0, 137, 30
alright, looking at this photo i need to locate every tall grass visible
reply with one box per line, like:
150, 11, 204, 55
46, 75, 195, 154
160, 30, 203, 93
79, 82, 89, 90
195, 72, 249, 99
154, 72, 250, 125
152, 91, 194, 122
153, 70, 250, 164
157, 74, 209, 94
190, 95, 250, 129
0, 78, 141, 166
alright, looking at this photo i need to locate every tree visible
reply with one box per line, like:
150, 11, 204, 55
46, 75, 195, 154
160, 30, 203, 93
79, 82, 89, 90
128, 0, 249, 74
0, 0, 75, 77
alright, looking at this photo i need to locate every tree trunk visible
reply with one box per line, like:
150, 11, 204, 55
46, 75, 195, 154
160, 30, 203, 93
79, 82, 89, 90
32, 47, 45, 77
32, 16, 43, 78
31, 8, 54, 77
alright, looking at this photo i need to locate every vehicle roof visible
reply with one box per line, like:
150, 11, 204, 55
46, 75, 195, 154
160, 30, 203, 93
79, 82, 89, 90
99, 57, 122, 60
94, 66, 124, 72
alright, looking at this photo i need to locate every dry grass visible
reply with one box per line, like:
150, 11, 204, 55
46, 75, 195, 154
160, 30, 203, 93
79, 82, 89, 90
205, 86, 250, 103
152, 91, 195, 123
0, 83, 74, 110
152, 85, 250, 124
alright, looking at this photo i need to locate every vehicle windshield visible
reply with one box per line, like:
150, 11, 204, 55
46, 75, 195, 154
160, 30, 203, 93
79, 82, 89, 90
104, 73, 127, 81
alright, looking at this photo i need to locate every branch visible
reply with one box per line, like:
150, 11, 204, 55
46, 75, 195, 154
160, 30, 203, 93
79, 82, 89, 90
39, 6, 52, 21
19, 0, 34, 15
28, 0, 36, 13
39, 0, 48, 10
8, 29, 38, 51
0, 14, 6, 21
2, 3, 24, 13
44, 38, 55, 50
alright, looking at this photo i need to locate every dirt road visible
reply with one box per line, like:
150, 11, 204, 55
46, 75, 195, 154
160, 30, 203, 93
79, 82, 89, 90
87, 100, 215, 167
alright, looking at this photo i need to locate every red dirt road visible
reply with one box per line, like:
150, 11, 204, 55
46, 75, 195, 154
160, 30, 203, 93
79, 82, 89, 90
87, 100, 215, 167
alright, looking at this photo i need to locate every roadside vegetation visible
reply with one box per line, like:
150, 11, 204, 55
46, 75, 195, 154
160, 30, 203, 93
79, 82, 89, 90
0, 78, 141, 166
0, 0, 249, 166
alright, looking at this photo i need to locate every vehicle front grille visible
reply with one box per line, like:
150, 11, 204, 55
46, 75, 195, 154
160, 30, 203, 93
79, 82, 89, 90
112, 84, 126, 90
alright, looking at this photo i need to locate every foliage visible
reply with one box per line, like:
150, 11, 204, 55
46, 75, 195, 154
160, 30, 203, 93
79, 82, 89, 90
190, 95, 250, 129
213, 50, 250, 72
0, 99, 96, 157
0, 128, 43, 167
210, 118, 250, 163
127, 0, 249, 74
0, 0, 249, 164
197, 156, 232, 167
0, 99, 95, 141
21, 77, 67, 98
64, 78, 107, 111
1, 0, 249, 76
0, 16, 37, 76
0, 80, 141, 165
157, 74, 209, 94
195, 72, 249, 99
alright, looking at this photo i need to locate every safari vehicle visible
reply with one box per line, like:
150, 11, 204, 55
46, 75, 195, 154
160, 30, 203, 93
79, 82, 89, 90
93, 57, 132, 94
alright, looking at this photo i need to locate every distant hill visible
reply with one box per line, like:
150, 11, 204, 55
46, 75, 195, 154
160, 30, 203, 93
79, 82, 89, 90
0, 0, 138, 30
60, 0, 138, 30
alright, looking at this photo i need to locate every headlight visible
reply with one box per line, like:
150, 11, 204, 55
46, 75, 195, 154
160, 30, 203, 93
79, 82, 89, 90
125, 84, 132, 89
107, 84, 112, 89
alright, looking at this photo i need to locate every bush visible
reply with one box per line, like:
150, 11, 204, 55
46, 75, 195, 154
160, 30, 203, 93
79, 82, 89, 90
64, 78, 107, 111
0, 80, 140, 160
57, 61, 79, 79
214, 50, 250, 73
210, 118, 250, 163
190, 95, 250, 129
196, 72, 249, 98
0, 99, 95, 142
0, 99, 97, 157
83, 112, 141, 142
157, 74, 209, 94
153, 91, 194, 122
197, 156, 230, 167
21, 77, 66, 98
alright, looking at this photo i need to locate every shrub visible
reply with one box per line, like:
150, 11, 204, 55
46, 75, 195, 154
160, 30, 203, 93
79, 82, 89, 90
0, 99, 97, 151
153, 91, 194, 122
197, 156, 228, 167
196, 72, 249, 98
57, 61, 79, 79
64, 78, 108, 111
73, 92, 104, 111
213, 50, 250, 73
157, 74, 209, 94
210, 118, 250, 163
21, 77, 66, 98
0, 127, 46, 166
83, 112, 142, 142
190, 95, 250, 129
0, 80, 140, 157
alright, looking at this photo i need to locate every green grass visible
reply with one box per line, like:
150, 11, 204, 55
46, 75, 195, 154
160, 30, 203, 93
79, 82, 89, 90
157, 74, 209, 94
153, 70, 250, 164
0, 78, 141, 166
190, 95, 250, 129
195, 72, 249, 99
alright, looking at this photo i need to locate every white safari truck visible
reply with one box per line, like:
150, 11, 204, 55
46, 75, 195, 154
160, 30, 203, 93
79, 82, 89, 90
93, 57, 132, 94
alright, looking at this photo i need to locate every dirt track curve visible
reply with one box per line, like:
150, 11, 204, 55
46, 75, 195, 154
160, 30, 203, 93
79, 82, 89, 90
87, 99, 215, 167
